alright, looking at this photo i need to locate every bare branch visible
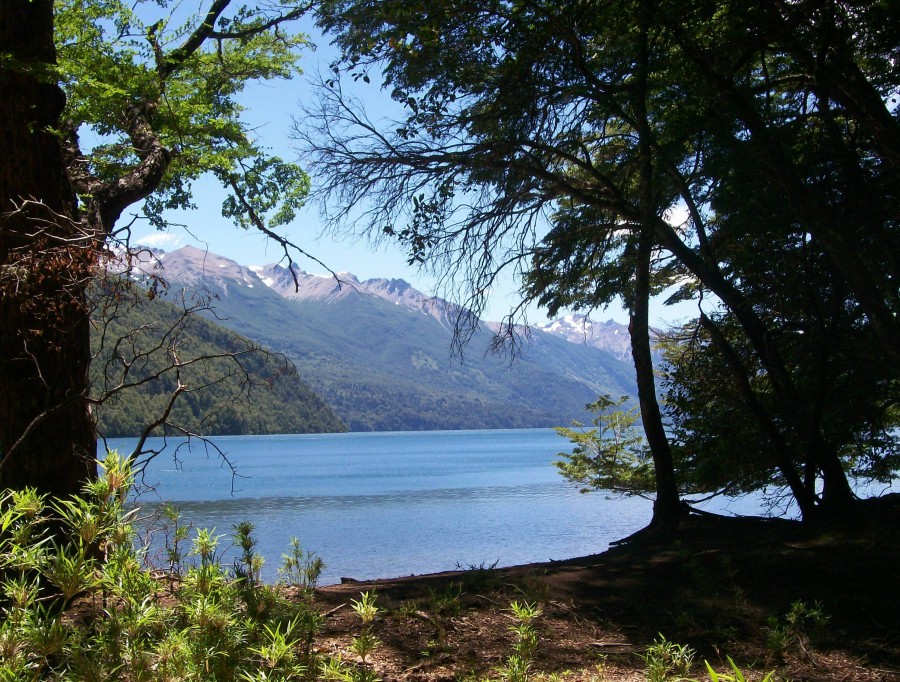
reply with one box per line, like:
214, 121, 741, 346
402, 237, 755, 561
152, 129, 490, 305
223, 172, 338, 291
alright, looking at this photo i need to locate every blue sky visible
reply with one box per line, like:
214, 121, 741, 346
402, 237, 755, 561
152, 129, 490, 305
134, 17, 698, 327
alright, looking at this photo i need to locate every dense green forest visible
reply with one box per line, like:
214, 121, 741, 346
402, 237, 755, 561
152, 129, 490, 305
90, 284, 346, 438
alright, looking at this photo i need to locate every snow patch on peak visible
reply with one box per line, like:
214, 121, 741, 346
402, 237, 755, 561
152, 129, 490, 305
535, 314, 632, 362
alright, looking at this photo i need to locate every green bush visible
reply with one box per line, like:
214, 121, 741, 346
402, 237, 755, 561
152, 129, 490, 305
0, 452, 323, 681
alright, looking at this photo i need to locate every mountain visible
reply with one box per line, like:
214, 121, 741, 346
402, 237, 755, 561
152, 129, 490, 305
253, 261, 466, 330
138, 246, 638, 431
534, 314, 632, 363
90, 283, 346, 437
534, 314, 667, 367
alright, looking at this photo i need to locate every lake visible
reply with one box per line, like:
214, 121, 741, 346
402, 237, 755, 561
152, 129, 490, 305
102, 429, 770, 585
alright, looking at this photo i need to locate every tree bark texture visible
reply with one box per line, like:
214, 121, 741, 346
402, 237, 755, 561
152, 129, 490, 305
0, 0, 97, 494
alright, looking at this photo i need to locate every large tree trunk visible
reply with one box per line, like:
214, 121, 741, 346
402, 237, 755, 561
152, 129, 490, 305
632, 0, 680, 531
630, 226, 681, 529
0, 0, 97, 494
815, 439, 855, 510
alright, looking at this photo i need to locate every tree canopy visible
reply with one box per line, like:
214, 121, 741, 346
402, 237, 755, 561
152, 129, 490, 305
305, 0, 900, 522
56, 0, 312, 242
1, 0, 313, 493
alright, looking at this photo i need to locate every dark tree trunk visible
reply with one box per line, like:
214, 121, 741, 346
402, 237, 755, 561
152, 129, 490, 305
815, 439, 855, 509
630, 226, 682, 530
0, 0, 97, 494
632, 0, 680, 531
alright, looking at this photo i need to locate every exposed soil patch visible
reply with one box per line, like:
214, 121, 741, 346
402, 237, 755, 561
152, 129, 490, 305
308, 498, 900, 681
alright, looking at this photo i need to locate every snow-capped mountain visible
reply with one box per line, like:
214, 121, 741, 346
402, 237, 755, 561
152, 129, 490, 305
143, 245, 265, 293
535, 314, 632, 363
252, 263, 466, 330
135, 245, 638, 431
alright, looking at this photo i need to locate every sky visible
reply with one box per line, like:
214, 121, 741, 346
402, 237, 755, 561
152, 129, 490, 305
132, 16, 699, 328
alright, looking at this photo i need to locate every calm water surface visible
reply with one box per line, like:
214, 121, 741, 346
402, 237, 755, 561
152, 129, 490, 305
102, 429, 765, 584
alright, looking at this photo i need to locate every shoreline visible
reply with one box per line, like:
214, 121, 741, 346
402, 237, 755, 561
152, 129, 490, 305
306, 509, 900, 680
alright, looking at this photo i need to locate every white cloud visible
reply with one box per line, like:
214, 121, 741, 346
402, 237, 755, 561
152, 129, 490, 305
135, 232, 183, 249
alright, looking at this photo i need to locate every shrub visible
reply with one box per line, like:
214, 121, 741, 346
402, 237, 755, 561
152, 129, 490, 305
0, 452, 325, 682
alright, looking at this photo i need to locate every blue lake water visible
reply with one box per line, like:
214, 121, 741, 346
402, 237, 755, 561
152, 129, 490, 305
102, 429, 770, 585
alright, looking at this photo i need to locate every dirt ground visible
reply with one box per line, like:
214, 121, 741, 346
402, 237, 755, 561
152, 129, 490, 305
306, 497, 900, 682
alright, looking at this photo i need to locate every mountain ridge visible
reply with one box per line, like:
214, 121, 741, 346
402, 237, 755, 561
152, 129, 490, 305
534, 314, 633, 363
135, 245, 639, 431
251, 261, 469, 331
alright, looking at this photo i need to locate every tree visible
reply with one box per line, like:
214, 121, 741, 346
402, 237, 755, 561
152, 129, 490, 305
658, 280, 898, 518
1, 0, 92, 495
649, 0, 899, 514
306, 0, 694, 527
661, 0, 900, 369
555, 395, 655, 497
305, 0, 898, 522
1, 0, 313, 494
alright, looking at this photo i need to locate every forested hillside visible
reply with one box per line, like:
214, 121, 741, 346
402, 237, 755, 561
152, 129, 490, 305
141, 246, 638, 431
90, 285, 346, 437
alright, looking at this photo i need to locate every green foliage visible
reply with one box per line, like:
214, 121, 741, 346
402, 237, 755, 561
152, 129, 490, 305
494, 654, 532, 682
394, 599, 420, 619
456, 559, 502, 592
0, 451, 325, 681
161, 502, 191, 575
335, 591, 381, 679
693, 658, 774, 682
55, 0, 310, 234
643, 635, 695, 682
278, 537, 326, 591
234, 520, 265, 590
764, 600, 829, 660
428, 582, 464, 618
244, 616, 311, 680
490, 599, 544, 682
555, 396, 655, 496
320, 654, 381, 682
507, 604, 540, 660
350, 591, 380, 625
657, 322, 783, 496
42, 541, 96, 606
349, 629, 379, 665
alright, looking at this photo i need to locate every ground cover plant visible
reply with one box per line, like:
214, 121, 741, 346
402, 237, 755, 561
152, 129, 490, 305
2, 453, 898, 681
0, 453, 326, 681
